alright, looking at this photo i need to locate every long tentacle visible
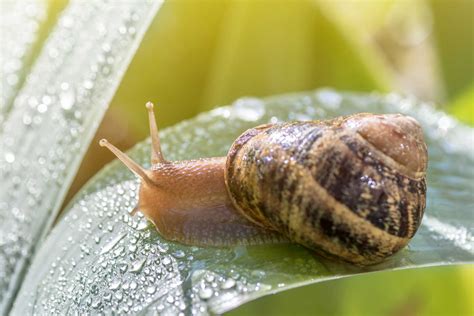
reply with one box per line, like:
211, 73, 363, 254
146, 101, 167, 164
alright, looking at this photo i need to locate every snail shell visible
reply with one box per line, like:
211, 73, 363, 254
100, 104, 428, 265
226, 113, 427, 264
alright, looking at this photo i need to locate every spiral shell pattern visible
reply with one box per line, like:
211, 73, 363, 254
225, 114, 427, 265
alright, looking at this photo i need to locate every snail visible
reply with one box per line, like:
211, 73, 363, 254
100, 102, 428, 265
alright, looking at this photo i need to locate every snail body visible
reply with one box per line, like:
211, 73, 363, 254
100, 102, 427, 265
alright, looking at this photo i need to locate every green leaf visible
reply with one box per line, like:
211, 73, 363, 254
447, 84, 474, 126
430, 0, 474, 100
229, 266, 474, 316
12, 90, 474, 315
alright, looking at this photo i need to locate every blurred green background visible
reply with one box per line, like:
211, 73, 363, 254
30, 0, 474, 315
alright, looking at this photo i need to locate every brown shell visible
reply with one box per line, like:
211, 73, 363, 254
224, 113, 427, 265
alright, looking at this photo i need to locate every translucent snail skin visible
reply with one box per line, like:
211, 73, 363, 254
100, 102, 427, 265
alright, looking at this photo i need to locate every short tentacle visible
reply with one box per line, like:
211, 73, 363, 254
146, 101, 167, 164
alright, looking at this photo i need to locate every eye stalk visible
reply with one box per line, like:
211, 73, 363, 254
99, 101, 168, 185
145, 101, 167, 164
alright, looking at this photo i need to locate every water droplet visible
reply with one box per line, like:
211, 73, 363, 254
251, 270, 266, 278
115, 291, 123, 302
157, 244, 169, 253
61, 16, 74, 28
198, 287, 213, 300
205, 274, 215, 283
121, 282, 130, 291
109, 278, 121, 290
102, 43, 111, 52
136, 220, 148, 231
37, 103, 48, 113
231, 97, 265, 121
130, 258, 146, 272
104, 292, 112, 302
83, 80, 94, 89
221, 278, 236, 290
117, 263, 128, 273
172, 250, 185, 258
60, 89, 75, 110
4, 152, 15, 163
100, 232, 126, 255
41, 95, 52, 105
22, 114, 32, 125
229, 270, 240, 280
91, 299, 101, 309
162, 257, 171, 266
146, 286, 156, 294
269, 116, 279, 124
316, 89, 341, 109
113, 246, 124, 257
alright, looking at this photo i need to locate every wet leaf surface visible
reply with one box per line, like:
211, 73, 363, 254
12, 90, 474, 315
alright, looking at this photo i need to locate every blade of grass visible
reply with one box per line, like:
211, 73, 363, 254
0, 0, 163, 313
